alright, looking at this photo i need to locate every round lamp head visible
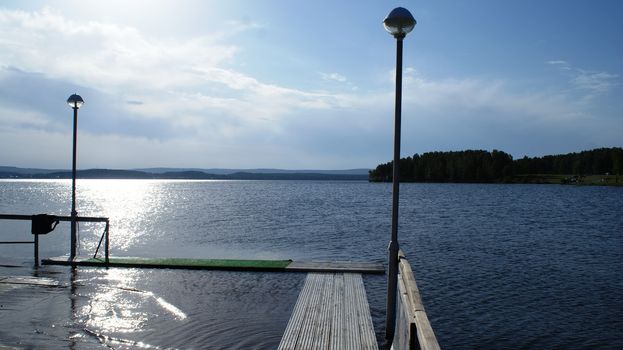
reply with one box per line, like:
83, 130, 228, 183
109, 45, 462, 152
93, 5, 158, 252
67, 94, 84, 109
383, 7, 416, 38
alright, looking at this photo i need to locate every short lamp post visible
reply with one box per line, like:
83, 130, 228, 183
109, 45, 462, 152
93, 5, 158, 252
67, 94, 84, 260
383, 7, 416, 343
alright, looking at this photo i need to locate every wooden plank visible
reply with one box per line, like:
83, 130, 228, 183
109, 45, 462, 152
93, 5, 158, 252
394, 273, 415, 350
343, 273, 357, 350
286, 261, 385, 274
394, 251, 441, 350
0, 276, 59, 287
285, 274, 317, 348
348, 273, 377, 350
315, 273, 334, 348
330, 273, 345, 350
278, 273, 378, 350
279, 273, 323, 349
298, 273, 325, 349
297, 273, 320, 349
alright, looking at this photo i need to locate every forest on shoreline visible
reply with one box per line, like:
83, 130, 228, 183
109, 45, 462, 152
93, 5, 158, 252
368, 147, 622, 185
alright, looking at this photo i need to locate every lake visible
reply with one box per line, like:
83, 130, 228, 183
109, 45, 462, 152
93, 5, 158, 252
1, 180, 622, 349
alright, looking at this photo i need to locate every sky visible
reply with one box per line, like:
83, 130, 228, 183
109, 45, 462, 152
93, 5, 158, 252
0, 0, 621, 170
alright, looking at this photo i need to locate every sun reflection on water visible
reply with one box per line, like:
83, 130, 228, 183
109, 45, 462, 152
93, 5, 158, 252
76, 268, 146, 334
73, 267, 187, 344
77, 180, 167, 252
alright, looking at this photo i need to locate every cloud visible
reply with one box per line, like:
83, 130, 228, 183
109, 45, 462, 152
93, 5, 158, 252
547, 60, 571, 70
224, 19, 265, 34
0, 7, 237, 91
0, 7, 357, 138
0, 105, 50, 129
0, 7, 619, 169
320, 72, 347, 83
387, 67, 622, 158
401, 68, 575, 123
0, 7, 351, 117
572, 70, 619, 93
547, 60, 619, 95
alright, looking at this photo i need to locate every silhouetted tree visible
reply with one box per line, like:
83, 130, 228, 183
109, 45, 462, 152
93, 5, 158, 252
369, 147, 622, 183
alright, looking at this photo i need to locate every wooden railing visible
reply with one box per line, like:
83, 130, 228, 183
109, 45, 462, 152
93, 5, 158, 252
393, 250, 440, 350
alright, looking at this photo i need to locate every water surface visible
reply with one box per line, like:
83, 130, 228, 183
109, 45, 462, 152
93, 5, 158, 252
1, 180, 621, 349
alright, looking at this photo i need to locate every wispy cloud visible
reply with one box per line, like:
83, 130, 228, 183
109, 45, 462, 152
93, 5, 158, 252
224, 19, 265, 34
546, 60, 571, 70
547, 60, 619, 95
572, 70, 619, 93
320, 72, 347, 83
401, 71, 578, 125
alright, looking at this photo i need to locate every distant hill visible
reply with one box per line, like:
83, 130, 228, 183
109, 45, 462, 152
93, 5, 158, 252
0, 166, 63, 175
135, 167, 370, 176
0, 166, 369, 181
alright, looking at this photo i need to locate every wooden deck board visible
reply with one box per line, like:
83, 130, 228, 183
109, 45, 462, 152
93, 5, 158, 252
279, 274, 316, 348
286, 261, 385, 274
0, 276, 59, 287
349, 273, 377, 350
330, 274, 344, 350
278, 272, 378, 350
344, 273, 357, 350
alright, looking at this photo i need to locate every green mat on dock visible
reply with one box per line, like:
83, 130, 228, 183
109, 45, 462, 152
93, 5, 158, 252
43, 256, 384, 273
85, 257, 291, 269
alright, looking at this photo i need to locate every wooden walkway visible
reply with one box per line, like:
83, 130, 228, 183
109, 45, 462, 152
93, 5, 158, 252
278, 273, 378, 350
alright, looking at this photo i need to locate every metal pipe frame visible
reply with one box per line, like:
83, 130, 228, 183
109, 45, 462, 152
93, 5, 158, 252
0, 214, 109, 265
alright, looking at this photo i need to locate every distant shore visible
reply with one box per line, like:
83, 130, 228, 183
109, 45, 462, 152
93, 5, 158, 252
0, 167, 369, 181
508, 174, 622, 186
369, 147, 622, 186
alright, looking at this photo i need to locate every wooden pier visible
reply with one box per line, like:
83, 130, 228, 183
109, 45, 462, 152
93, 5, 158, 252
2, 214, 440, 349
278, 273, 378, 350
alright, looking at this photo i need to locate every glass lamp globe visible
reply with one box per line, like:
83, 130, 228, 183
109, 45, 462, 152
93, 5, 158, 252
383, 7, 416, 37
67, 94, 84, 109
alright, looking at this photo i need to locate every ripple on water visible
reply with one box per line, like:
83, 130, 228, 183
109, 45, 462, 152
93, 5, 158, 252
0, 181, 622, 349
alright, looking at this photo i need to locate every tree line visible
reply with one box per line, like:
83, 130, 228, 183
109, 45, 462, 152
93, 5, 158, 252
368, 147, 623, 183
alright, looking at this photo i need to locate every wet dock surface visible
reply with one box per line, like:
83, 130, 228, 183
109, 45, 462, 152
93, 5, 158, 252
0, 265, 306, 349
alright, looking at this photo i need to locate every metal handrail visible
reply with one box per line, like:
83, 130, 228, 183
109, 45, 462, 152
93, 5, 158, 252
0, 214, 109, 266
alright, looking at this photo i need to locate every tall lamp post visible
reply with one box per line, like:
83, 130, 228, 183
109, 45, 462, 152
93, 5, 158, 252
383, 7, 416, 343
67, 93, 84, 260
